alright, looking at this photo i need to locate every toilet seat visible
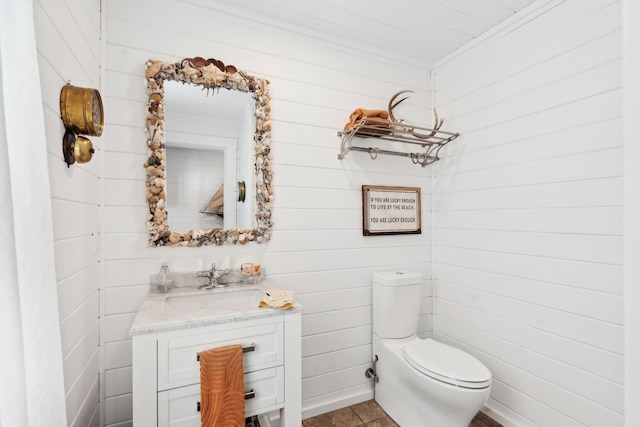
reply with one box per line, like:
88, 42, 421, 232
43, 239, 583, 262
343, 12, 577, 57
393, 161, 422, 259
402, 339, 492, 389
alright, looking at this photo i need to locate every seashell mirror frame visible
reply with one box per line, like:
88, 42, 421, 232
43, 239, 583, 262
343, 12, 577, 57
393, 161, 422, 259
144, 57, 273, 246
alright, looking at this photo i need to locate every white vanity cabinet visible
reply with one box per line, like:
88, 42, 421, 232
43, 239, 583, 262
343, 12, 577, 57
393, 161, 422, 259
131, 294, 302, 427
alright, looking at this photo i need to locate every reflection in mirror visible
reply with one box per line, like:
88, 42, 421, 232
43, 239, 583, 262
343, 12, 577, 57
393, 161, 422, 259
163, 83, 255, 231
145, 57, 272, 246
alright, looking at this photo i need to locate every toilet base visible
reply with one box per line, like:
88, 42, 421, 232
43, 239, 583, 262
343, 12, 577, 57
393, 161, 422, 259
373, 335, 490, 427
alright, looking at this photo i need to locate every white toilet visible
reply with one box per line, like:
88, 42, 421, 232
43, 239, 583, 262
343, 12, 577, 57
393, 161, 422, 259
372, 271, 492, 427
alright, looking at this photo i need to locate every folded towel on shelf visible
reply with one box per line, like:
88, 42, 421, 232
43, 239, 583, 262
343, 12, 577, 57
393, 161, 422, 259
259, 290, 295, 309
199, 344, 245, 427
343, 108, 391, 131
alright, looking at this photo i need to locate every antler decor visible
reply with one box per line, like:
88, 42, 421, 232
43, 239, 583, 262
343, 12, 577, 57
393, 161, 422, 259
388, 90, 444, 139
387, 89, 411, 124
337, 89, 459, 167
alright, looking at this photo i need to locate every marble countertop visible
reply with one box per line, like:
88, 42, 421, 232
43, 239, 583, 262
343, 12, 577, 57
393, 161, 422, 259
129, 281, 302, 336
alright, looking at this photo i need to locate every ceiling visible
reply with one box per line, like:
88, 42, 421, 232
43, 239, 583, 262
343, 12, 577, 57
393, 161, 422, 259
186, 0, 539, 68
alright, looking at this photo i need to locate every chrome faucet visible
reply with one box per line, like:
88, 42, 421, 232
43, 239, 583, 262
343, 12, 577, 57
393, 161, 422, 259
196, 263, 229, 289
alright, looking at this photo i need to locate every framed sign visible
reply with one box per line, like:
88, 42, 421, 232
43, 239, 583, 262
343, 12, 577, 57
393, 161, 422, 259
362, 185, 421, 236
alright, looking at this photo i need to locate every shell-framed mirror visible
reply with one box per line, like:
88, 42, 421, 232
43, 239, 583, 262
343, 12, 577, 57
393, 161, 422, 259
144, 57, 273, 246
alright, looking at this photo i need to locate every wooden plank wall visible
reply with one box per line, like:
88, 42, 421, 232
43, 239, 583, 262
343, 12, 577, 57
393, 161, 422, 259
431, 0, 623, 426
103, 0, 433, 424
33, 0, 102, 426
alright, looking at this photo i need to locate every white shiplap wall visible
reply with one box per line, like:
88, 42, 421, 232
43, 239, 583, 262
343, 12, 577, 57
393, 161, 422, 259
103, 0, 433, 424
33, 0, 102, 426
432, 0, 623, 426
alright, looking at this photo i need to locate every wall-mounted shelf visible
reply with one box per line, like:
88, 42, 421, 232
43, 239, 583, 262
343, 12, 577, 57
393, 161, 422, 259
337, 117, 459, 167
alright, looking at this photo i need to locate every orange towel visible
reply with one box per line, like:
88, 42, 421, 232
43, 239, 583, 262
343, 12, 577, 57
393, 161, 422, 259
200, 344, 245, 427
343, 108, 391, 131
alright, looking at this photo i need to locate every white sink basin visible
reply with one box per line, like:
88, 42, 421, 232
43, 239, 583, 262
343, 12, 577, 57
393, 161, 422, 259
164, 288, 264, 313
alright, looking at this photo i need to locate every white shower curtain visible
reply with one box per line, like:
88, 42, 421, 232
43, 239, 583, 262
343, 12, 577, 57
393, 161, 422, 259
0, 0, 68, 426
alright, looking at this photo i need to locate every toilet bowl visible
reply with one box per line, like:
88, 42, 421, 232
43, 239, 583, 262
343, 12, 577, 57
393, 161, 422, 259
372, 271, 492, 427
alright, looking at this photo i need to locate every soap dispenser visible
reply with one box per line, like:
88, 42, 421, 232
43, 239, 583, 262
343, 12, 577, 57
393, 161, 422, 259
158, 262, 173, 293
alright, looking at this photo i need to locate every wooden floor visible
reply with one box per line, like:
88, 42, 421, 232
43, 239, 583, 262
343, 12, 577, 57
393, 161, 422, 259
301, 400, 502, 427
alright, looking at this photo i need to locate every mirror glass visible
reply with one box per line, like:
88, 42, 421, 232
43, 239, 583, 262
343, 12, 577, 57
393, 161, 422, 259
164, 82, 255, 231
145, 57, 273, 246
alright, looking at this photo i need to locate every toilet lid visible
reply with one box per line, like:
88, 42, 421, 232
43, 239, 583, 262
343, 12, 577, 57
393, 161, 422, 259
403, 339, 492, 389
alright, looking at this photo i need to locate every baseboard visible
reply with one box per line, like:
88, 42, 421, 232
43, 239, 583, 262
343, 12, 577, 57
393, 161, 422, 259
301, 385, 374, 420
482, 400, 537, 427
482, 406, 514, 427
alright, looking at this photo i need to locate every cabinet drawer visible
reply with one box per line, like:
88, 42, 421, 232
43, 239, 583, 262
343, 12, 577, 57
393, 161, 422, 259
158, 321, 283, 390
157, 366, 285, 426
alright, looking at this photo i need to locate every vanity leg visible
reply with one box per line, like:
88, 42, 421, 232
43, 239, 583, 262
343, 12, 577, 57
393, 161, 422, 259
132, 333, 158, 426
281, 312, 302, 427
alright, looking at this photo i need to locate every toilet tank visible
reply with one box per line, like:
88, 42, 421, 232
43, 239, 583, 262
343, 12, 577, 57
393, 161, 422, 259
373, 271, 423, 338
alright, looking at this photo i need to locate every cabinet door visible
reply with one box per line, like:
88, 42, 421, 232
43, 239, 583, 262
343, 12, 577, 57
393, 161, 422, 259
158, 320, 283, 390
157, 366, 285, 426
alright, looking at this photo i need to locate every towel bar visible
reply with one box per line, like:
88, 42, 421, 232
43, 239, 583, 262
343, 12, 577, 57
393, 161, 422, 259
197, 390, 255, 412
196, 344, 255, 361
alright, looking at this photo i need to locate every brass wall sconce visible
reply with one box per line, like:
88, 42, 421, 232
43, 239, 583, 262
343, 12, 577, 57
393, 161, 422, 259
59, 83, 104, 167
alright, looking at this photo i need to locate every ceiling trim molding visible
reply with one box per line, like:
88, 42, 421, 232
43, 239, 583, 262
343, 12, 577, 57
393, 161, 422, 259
433, 0, 564, 69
